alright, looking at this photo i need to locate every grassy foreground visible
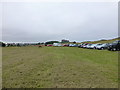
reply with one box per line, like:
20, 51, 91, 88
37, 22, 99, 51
2, 46, 118, 88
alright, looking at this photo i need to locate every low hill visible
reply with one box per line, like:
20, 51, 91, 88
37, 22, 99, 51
81, 37, 120, 44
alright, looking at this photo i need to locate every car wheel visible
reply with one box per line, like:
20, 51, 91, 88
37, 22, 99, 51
112, 48, 116, 51
101, 47, 104, 50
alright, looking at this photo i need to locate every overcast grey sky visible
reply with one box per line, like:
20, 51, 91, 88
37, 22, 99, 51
1, 2, 118, 43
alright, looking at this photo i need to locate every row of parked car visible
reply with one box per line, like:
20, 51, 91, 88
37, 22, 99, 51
78, 40, 120, 51
52, 40, 120, 51
53, 43, 79, 47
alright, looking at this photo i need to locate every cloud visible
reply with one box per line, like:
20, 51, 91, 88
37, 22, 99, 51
2, 2, 118, 42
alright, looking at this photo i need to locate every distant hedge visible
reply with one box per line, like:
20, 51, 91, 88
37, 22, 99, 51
45, 41, 59, 45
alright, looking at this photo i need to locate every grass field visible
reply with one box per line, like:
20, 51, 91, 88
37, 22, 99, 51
2, 46, 118, 88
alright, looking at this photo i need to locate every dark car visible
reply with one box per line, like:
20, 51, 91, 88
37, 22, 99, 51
108, 40, 120, 51
2, 43, 6, 47
78, 43, 84, 48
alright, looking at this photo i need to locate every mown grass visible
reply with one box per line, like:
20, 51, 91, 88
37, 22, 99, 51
2, 46, 118, 88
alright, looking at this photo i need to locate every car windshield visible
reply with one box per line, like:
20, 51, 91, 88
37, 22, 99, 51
97, 44, 102, 46
102, 44, 107, 46
89, 44, 92, 46
102, 44, 106, 45
112, 41, 118, 45
91, 44, 96, 46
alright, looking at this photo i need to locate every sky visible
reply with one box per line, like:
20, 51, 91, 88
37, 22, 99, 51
1, 2, 118, 43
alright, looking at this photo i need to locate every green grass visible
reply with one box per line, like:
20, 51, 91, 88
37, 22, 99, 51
2, 46, 118, 88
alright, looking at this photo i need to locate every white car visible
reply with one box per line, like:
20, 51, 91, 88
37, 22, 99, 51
86, 44, 92, 49
53, 43, 62, 46
89, 44, 97, 49
95, 44, 103, 49
96, 43, 108, 50
69, 44, 77, 47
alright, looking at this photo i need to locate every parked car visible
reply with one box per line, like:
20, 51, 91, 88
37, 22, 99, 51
53, 43, 62, 46
78, 43, 84, 48
1, 42, 6, 47
69, 44, 73, 47
89, 44, 98, 49
53, 43, 59, 46
95, 44, 103, 49
86, 44, 92, 49
63, 44, 69, 47
108, 40, 120, 51
96, 43, 109, 50
57, 44, 63, 47
82, 43, 89, 48
69, 44, 78, 47
47, 44, 53, 46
